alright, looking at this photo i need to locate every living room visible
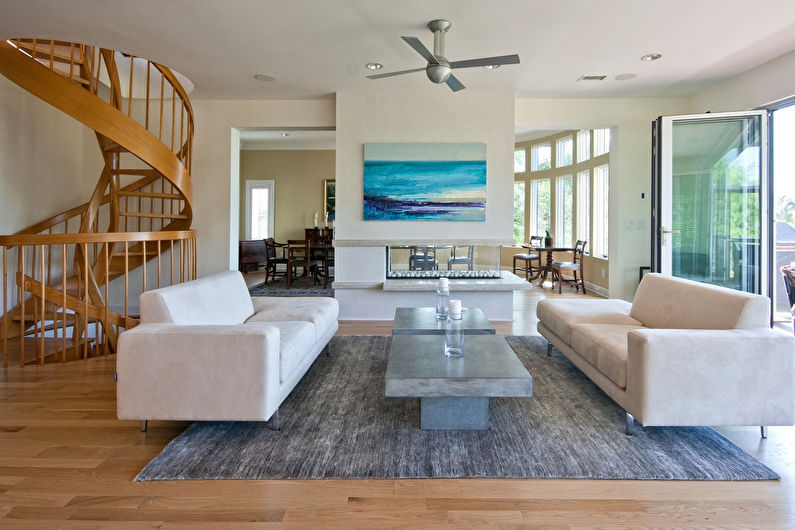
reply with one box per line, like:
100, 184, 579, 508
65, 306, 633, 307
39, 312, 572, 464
1, 0, 795, 525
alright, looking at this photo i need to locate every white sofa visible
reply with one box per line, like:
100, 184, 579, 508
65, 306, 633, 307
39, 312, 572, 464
116, 270, 338, 430
537, 273, 794, 435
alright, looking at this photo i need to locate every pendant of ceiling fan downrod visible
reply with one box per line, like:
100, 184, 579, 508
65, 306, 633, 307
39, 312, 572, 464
427, 19, 451, 83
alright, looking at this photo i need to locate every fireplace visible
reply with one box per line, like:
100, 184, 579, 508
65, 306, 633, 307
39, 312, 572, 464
385, 244, 501, 279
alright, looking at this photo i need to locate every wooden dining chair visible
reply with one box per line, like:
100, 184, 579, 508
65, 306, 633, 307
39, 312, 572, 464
313, 240, 335, 289
408, 246, 438, 271
286, 239, 311, 289
263, 237, 288, 284
552, 240, 587, 294
513, 235, 543, 280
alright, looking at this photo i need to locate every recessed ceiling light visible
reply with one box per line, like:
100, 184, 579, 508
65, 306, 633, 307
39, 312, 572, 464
640, 53, 662, 62
282, 133, 290, 137
365, 62, 383, 70
483, 64, 500, 70
253, 73, 277, 82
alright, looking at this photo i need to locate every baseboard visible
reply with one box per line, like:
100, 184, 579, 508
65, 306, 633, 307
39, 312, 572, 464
584, 282, 608, 298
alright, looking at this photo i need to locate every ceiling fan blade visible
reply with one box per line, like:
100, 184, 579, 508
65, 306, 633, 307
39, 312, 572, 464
401, 36, 437, 64
445, 74, 465, 92
450, 54, 520, 69
367, 67, 426, 80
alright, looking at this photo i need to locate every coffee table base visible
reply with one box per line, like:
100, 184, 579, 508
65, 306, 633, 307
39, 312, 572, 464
420, 396, 489, 430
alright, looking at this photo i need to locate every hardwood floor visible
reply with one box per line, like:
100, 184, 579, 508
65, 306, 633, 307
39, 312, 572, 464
0, 287, 793, 527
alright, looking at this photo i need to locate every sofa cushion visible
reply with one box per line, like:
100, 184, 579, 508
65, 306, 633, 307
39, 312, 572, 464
536, 298, 640, 346
570, 324, 646, 389
140, 270, 254, 325
630, 273, 770, 330
248, 297, 339, 341
245, 321, 315, 383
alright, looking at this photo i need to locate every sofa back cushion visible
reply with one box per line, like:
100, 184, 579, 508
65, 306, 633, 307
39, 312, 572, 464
140, 270, 254, 325
630, 273, 769, 329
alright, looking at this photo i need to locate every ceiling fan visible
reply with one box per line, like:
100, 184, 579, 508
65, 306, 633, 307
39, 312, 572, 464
367, 19, 520, 92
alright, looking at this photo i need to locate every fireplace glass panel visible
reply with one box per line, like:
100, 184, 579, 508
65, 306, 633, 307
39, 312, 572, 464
386, 244, 501, 279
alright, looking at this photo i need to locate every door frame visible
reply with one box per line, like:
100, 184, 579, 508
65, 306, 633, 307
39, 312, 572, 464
651, 110, 770, 296
244, 179, 275, 240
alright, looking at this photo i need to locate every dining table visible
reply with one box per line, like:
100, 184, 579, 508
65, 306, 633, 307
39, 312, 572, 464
521, 244, 575, 286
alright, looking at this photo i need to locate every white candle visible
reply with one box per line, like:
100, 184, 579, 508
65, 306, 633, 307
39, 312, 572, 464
313, 211, 319, 227
448, 299, 462, 318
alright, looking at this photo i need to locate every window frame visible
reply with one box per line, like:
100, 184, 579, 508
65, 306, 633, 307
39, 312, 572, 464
244, 179, 275, 240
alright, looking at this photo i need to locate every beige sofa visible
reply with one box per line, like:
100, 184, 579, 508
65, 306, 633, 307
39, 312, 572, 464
537, 273, 794, 435
116, 270, 338, 430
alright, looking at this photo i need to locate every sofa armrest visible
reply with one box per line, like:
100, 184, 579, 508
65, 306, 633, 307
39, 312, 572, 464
626, 328, 795, 426
117, 324, 281, 421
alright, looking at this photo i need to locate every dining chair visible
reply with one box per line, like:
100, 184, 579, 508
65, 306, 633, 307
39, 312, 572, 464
447, 245, 474, 270
513, 235, 543, 280
313, 240, 335, 289
552, 240, 587, 294
263, 237, 288, 284
286, 239, 311, 288
408, 246, 438, 271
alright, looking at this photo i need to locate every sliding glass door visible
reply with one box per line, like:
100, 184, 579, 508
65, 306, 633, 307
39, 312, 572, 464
652, 111, 768, 295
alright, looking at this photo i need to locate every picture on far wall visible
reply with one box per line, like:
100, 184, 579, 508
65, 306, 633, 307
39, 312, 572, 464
324, 179, 335, 221
363, 143, 486, 221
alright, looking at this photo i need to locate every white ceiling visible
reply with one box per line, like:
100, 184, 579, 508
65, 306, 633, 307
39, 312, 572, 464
2, 0, 795, 100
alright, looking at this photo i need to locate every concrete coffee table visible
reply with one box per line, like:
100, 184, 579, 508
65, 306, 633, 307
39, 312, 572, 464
392, 306, 495, 335
385, 334, 533, 430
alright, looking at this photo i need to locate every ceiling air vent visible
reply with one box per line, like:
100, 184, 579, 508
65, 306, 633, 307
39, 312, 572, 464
577, 75, 607, 81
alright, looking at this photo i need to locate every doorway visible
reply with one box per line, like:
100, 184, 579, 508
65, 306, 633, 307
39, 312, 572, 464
772, 103, 795, 322
244, 180, 274, 240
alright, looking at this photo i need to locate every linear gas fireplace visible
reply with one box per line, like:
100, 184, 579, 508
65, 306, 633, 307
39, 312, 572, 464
385, 244, 501, 279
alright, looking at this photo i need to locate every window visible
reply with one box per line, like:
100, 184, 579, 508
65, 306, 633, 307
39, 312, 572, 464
593, 165, 609, 258
531, 143, 551, 171
577, 130, 590, 162
576, 170, 590, 250
556, 176, 573, 246
594, 128, 611, 156
556, 136, 573, 167
514, 181, 525, 245
245, 180, 275, 240
514, 149, 526, 173
530, 179, 551, 237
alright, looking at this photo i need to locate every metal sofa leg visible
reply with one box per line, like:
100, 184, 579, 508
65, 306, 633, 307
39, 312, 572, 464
324, 342, 331, 356
268, 409, 280, 431
761, 425, 768, 439
140, 420, 148, 432
546, 341, 552, 357
625, 413, 637, 436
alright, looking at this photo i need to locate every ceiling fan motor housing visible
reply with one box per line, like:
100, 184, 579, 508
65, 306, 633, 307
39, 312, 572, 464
426, 57, 451, 83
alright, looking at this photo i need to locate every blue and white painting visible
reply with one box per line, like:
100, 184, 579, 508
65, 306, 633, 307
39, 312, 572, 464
363, 143, 486, 221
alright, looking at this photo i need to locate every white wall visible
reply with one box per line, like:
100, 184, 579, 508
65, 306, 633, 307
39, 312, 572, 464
188, 99, 335, 276
515, 97, 689, 300
0, 75, 93, 233
335, 90, 515, 243
689, 50, 795, 112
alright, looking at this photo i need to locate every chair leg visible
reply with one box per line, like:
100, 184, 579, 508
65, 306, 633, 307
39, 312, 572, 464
140, 420, 148, 432
558, 271, 563, 294
546, 341, 552, 357
761, 426, 768, 439
513, 257, 518, 275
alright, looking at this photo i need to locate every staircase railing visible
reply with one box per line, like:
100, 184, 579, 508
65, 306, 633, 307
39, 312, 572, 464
1, 230, 197, 366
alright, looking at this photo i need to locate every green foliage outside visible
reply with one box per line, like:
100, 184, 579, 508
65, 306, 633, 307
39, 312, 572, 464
514, 182, 525, 245
536, 180, 551, 235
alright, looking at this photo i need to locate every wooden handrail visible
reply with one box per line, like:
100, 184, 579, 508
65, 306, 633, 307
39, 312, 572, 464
0, 230, 197, 247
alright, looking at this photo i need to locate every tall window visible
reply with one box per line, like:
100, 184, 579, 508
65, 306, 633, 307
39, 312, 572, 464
576, 170, 590, 250
556, 176, 573, 246
556, 136, 573, 167
514, 181, 525, 245
530, 179, 551, 236
531, 143, 552, 171
245, 180, 275, 240
577, 129, 590, 162
593, 165, 609, 258
594, 128, 611, 156
514, 149, 526, 173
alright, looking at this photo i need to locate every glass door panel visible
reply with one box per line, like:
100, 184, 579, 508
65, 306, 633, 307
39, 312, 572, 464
657, 111, 768, 294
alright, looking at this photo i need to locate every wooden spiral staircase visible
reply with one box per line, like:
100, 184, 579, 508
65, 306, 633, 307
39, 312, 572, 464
0, 39, 197, 366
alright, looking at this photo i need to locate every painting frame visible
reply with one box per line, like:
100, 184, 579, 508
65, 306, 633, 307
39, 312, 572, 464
324, 179, 335, 221
363, 143, 487, 222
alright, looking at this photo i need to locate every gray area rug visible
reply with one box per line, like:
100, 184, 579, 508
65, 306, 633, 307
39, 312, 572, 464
249, 277, 332, 297
135, 335, 779, 481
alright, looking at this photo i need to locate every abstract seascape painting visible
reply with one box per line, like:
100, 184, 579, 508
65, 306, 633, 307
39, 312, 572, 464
363, 143, 486, 221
